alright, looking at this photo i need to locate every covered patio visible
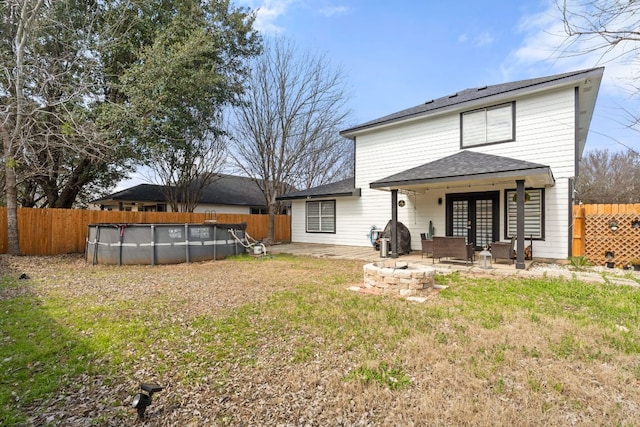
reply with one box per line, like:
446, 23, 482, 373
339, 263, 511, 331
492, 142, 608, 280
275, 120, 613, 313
267, 241, 640, 289
268, 242, 534, 272
368, 151, 555, 269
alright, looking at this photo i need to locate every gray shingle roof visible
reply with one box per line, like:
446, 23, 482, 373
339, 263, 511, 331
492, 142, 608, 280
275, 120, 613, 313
277, 177, 360, 200
93, 174, 267, 207
341, 67, 604, 137
370, 150, 554, 189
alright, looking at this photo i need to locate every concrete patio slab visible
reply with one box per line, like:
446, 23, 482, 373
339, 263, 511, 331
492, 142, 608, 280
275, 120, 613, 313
267, 242, 640, 287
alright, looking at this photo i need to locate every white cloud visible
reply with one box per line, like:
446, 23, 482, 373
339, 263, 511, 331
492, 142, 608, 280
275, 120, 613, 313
502, 1, 640, 153
458, 31, 494, 47
316, 5, 350, 17
236, 1, 350, 33
237, 0, 297, 33
475, 31, 494, 47
504, 1, 640, 98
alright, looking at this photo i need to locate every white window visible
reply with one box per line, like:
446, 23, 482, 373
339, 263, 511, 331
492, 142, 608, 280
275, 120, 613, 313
306, 200, 335, 233
462, 102, 514, 147
505, 189, 543, 239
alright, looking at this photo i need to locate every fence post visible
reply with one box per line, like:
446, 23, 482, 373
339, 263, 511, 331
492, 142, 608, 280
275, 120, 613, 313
572, 204, 585, 257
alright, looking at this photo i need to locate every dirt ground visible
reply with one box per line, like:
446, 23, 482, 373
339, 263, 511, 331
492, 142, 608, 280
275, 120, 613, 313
2, 254, 639, 426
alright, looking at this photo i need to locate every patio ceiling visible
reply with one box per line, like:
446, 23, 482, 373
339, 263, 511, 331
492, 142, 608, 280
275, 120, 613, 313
369, 150, 555, 192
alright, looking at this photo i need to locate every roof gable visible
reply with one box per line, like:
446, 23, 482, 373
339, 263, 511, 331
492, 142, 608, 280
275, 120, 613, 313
341, 67, 604, 137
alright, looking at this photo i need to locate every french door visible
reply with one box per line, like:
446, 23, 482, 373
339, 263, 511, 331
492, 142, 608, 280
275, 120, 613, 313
446, 192, 499, 250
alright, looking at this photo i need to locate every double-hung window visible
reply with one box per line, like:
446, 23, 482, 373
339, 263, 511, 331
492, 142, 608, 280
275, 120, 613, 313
306, 200, 335, 233
461, 102, 515, 147
504, 189, 544, 239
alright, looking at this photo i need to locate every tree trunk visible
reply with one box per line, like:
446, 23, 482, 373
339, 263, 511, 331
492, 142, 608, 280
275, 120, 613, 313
267, 201, 276, 244
2, 127, 21, 255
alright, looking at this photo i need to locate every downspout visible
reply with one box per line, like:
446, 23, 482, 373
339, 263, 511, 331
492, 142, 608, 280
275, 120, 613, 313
391, 189, 398, 258
568, 178, 575, 258
570, 86, 580, 258
516, 180, 525, 269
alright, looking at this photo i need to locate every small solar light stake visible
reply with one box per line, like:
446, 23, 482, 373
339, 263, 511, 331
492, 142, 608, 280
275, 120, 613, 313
132, 383, 163, 421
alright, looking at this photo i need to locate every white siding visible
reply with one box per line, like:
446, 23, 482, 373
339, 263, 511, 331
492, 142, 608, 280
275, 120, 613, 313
291, 86, 579, 260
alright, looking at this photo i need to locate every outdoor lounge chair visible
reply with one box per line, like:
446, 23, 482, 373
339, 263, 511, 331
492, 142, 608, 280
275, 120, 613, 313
491, 236, 516, 264
420, 233, 433, 258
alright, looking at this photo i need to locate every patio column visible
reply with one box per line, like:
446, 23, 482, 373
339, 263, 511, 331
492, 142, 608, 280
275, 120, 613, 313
390, 189, 398, 258
516, 179, 525, 269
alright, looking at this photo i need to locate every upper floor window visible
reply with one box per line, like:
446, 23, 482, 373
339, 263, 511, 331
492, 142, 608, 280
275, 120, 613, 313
461, 102, 514, 147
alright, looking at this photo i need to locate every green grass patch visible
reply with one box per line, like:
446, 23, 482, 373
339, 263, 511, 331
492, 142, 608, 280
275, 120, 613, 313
1, 255, 639, 425
0, 293, 96, 424
344, 361, 412, 390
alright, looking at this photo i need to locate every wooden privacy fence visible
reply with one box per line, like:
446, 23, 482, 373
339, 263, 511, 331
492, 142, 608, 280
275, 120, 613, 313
573, 203, 640, 266
0, 208, 291, 256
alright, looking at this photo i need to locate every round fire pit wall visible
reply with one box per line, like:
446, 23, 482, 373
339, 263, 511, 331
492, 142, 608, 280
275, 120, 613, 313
363, 261, 435, 296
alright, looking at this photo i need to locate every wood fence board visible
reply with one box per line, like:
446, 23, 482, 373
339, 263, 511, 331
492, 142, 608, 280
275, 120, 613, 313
0, 208, 290, 256
573, 203, 640, 265
3, 204, 636, 262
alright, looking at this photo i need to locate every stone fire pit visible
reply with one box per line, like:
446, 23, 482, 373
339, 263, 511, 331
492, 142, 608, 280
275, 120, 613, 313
363, 261, 435, 297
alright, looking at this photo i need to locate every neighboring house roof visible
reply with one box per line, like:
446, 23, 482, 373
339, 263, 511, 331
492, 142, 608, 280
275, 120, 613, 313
340, 67, 604, 145
370, 150, 555, 191
277, 177, 360, 200
93, 174, 267, 207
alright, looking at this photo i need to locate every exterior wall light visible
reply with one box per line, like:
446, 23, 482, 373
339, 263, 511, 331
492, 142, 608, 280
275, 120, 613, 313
609, 221, 618, 232
132, 383, 163, 421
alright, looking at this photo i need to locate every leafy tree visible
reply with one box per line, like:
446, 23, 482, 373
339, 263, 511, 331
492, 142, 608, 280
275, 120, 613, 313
230, 37, 353, 242
575, 148, 640, 203
1, 0, 260, 253
107, 0, 261, 211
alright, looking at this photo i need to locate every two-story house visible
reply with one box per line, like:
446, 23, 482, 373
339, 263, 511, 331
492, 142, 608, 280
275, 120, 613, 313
278, 67, 604, 268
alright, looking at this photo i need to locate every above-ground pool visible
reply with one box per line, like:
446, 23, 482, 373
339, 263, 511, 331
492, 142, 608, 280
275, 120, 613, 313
85, 223, 249, 265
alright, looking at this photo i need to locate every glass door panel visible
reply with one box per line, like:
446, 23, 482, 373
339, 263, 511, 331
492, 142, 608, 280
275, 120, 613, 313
475, 199, 493, 249
452, 200, 468, 240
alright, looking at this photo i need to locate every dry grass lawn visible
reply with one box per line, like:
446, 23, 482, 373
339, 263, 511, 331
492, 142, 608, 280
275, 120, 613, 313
0, 253, 638, 426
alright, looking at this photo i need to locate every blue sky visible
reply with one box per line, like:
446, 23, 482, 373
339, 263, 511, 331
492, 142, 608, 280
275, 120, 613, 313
118, 0, 638, 189
238, 0, 639, 154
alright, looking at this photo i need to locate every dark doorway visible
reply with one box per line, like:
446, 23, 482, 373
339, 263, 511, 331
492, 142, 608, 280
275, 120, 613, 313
446, 191, 499, 250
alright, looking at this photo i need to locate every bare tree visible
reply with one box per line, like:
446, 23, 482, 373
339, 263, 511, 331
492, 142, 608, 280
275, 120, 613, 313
557, 0, 640, 125
230, 37, 352, 242
558, 0, 640, 59
146, 129, 227, 212
1, 0, 131, 253
1, 0, 43, 254
575, 148, 640, 203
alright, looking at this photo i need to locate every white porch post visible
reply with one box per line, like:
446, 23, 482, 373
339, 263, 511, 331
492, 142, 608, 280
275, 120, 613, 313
516, 179, 525, 269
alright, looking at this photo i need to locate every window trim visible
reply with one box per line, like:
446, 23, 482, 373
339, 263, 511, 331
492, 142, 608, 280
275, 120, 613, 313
461, 102, 515, 148
503, 188, 545, 240
305, 200, 336, 234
